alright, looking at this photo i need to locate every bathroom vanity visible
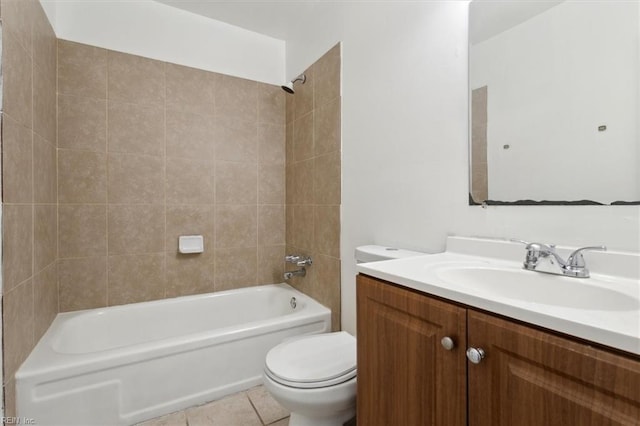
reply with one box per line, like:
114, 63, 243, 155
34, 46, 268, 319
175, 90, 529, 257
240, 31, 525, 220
355, 237, 640, 426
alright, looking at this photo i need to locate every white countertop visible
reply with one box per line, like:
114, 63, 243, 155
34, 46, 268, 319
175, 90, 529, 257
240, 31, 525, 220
356, 237, 640, 356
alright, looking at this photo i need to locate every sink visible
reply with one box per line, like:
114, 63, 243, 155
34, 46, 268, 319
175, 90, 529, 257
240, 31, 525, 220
436, 266, 640, 311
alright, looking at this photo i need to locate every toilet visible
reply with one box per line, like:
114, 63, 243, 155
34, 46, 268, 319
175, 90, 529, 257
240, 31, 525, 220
263, 245, 425, 426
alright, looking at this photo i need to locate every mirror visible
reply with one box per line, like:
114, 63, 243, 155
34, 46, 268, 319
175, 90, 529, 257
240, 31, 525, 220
469, 0, 640, 205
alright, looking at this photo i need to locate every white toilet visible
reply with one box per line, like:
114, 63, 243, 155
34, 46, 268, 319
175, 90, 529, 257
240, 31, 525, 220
263, 245, 425, 426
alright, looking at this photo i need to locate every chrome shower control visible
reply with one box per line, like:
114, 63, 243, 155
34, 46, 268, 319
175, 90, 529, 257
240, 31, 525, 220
441, 336, 455, 351
466, 347, 485, 364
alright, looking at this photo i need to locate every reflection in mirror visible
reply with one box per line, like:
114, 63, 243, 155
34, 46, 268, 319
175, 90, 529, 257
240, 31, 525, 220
469, 0, 640, 205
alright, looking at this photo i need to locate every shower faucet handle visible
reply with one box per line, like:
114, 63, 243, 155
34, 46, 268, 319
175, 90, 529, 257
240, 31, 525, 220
285, 255, 313, 267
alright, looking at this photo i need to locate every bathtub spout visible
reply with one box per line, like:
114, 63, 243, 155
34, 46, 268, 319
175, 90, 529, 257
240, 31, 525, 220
284, 268, 306, 280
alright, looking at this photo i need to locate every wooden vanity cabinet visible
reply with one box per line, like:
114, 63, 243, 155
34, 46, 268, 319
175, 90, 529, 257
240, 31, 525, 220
356, 274, 640, 426
356, 274, 467, 426
468, 310, 640, 426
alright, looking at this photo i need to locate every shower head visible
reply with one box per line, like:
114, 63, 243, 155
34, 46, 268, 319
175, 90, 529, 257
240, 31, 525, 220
281, 74, 306, 94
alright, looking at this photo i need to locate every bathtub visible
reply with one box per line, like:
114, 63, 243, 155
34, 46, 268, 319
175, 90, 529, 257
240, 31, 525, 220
16, 283, 331, 426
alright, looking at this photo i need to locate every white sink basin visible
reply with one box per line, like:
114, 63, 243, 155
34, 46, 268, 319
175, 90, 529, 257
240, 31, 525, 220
436, 266, 639, 311
356, 236, 640, 355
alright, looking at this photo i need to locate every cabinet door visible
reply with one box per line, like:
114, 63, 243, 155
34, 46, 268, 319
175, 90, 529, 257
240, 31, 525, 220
468, 310, 640, 426
356, 275, 467, 426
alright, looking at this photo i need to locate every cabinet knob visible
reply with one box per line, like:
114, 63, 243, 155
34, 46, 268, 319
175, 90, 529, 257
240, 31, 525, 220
441, 336, 455, 350
466, 347, 485, 364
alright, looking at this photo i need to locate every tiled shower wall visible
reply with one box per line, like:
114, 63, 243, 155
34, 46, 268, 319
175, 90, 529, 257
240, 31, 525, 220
56, 40, 286, 311
285, 44, 342, 330
1, 0, 58, 415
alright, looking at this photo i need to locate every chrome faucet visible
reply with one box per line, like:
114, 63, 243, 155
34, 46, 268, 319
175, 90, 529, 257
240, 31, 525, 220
284, 254, 312, 280
285, 255, 313, 267
284, 268, 306, 280
515, 240, 606, 278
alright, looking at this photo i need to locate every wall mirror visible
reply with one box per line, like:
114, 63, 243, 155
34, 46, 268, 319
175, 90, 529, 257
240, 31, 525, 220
468, 0, 640, 205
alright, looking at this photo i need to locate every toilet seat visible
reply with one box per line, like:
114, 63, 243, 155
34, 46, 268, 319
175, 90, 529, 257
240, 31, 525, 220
265, 332, 357, 389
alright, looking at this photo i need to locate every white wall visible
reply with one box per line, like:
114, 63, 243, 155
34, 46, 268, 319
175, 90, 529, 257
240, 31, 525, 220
40, 0, 285, 85
471, 1, 639, 202
284, 1, 640, 336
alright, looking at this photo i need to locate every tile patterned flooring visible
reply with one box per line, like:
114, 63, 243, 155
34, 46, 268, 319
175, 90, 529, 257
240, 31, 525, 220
137, 385, 290, 426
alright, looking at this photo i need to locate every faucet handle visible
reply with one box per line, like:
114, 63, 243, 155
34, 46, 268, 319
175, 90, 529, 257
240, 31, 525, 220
566, 246, 607, 268
285, 254, 313, 267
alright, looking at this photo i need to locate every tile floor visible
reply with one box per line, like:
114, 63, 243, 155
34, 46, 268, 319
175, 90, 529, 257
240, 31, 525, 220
137, 385, 290, 426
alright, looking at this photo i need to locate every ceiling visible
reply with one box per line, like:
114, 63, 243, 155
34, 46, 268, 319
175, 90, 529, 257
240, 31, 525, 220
153, 0, 323, 40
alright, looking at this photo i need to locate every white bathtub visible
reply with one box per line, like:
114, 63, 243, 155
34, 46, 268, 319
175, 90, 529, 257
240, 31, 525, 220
16, 283, 331, 426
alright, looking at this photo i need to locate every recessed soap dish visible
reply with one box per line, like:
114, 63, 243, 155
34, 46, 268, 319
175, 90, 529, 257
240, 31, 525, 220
179, 235, 204, 254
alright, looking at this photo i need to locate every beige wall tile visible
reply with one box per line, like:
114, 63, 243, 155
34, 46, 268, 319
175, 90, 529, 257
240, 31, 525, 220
58, 39, 107, 98
215, 205, 257, 249
108, 153, 164, 204
214, 247, 257, 291
314, 151, 341, 205
34, 262, 58, 341
166, 205, 214, 254
165, 252, 214, 298
2, 114, 33, 204
314, 44, 341, 108
58, 149, 107, 204
108, 51, 165, 106
215, 161, 257, 204
285, 206, 294, 246
166, 63, 215, 115
4, 378, 17, 417
291, 205, 314, 251
108, 101, 165, 156
285, 90, 295, 125
294, 67, 314, 121
215, 116, 258, 162
166, 111, 215, 160
3, 205, 33, 291
108, 254, 165, 305
3, 27, 33, 127
314, 255, 341, 331
166, 158, 214, 205
58, 94, 107, 152
108, 205, 165, 255
33, 66, 57, 143
1, 0, 35, 55
34, 134, 57, 204
3, 280, 34, 380
285, 122, 294, 165
314, 97, 340, 156
59, 257, 107, 311
258, 205, 285, 246
33, 1, 57, 79
289, 160, 314, 206
258, 123, 285, 165
34, 204, 57, 272
215, 75, 258, 122
258, 83, 285, 126
314, 205, 340, 258
258, 163, 285, 205
293, 112, 314, 162
59, 205, 107, 258
258, 245, 285, 285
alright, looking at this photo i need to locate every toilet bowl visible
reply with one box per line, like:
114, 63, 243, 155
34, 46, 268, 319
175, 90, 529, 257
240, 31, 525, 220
263, 332, 357, 426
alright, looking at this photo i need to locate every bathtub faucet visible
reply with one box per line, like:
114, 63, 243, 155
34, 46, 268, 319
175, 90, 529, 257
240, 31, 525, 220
284, 268, 307, 280
284, 254, 312, 280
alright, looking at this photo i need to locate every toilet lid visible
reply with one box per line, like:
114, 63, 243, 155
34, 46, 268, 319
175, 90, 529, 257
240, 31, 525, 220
265, 332, 357, 389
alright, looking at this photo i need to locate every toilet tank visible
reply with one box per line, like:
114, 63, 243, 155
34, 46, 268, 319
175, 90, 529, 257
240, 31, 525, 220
355, 245, 426, 263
